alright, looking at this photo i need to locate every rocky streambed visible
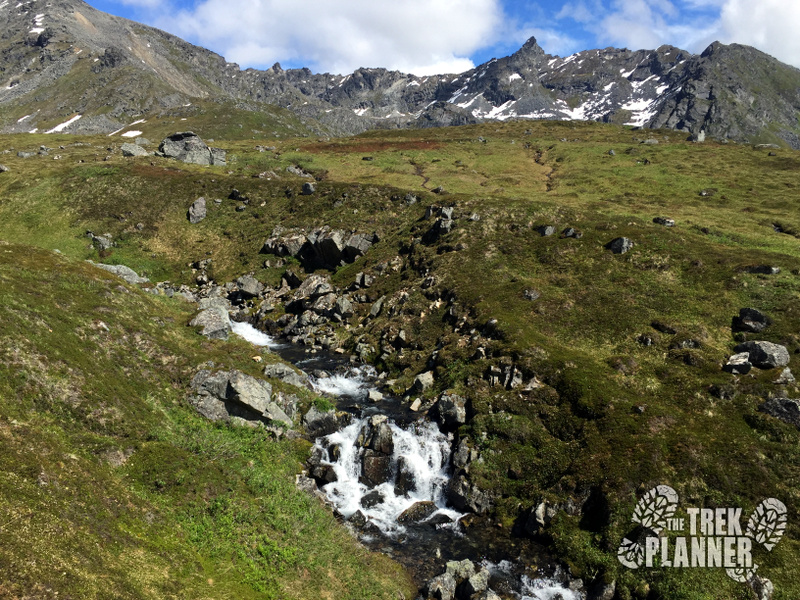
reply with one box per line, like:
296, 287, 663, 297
225, 320, 584, 600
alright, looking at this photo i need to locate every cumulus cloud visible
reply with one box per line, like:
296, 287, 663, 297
156, 0, 503, 75
717, 0, 800, 67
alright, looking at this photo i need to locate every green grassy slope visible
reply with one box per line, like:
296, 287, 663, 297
0, 119, 799, 598
0, 243, 413, 599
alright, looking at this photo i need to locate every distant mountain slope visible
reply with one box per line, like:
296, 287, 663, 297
2, 0, 800, 146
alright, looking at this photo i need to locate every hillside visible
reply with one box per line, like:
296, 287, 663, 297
1, 119, 799, 599
2, 0, 800, 146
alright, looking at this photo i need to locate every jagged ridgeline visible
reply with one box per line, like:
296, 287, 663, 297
2, 116, 800, 599
2, 0, 800, 146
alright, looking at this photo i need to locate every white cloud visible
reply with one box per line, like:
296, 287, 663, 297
717, 0, 800, 67
157, 0, 503, 75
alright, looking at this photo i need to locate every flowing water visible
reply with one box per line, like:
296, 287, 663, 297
233, 321, 583, 598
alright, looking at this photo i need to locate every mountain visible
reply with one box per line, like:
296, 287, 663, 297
2, 0, 800, 146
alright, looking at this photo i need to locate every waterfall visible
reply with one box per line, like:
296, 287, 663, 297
313, 417, 462, 536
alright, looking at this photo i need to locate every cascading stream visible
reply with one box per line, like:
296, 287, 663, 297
232, 321, 584, 599
314, 417, 462, 536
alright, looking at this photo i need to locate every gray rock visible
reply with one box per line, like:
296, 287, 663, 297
236, 274, 263, 298
536, 225, 555, 236
775, 367, 795, 385
188, 197, 207, 224
198, 297, 230, 311
653, 216, 675, 227
301, 181, 316, 195
189, 306, 231, 340
642, 138, 659, 144
606, 237, 634, 254
135, 137, 150, 146
88, 232, 113, 250
294, 274, 334, 301
263, 362, 309, 388
334, 295, 354, 319
369, 296, 385, 318
368, 390, 383, 402
759, 398, 800, 428
121, 142, 149, 157
17, 151, 35, 158
190, 369, 291, 426
445, 559, 476, 582
463, 568, 490, 597
733, 341, 790, 369
436, 392, 467, 428
732, 308, 771, 333
397, 501, 437, 524
158, 132, 225, 166
446, 475, 492, 513
0, 164, 9, 172
409, 371, 435, 395
561, 227, 583, 238
723, 352, 752, 375
302, 405, 340, 437
425, 573, 456, 600
88, 261, 149, 285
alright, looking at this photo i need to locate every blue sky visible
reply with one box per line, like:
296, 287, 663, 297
84, 0, 800, 75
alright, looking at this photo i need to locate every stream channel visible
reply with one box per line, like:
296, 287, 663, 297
230, 320, 584, 600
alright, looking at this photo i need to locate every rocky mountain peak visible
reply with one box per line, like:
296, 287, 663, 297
1, 2, 800, 147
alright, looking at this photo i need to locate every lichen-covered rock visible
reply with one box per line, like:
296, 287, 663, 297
189, 306, 231, 340
436, 392, 467, 429
121, 142, 149, 157
187, 197, 207, 224
158, 132, 226, 166
88, 261, 149, 285
189, 369, 291, 426
733, 340, 790, 369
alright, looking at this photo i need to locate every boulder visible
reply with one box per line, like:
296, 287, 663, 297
397, 501, 437, 524
302, 405, 340, 437
733, 341, 790, 369
361, 450, 393, 487
301, 182, 316, 195
446, 475, 492, 514
732, 308, 771, 333
425, 573, 457, 600
409, 371, 435, 395
187, 197, 207, 224
606, 237, 634, 254
445, 559, 476, 582
461, 568, 490, 597
189, 369, 291, 426
723, 352, 752, 375
158, 132, 226, 166
88, 261, 149, 285
536, 225, 555, 236
189, 306, 231, 340
263, 362, 309, 388
236, 274, 263, 298
360, 489, 385, 509
436, 392, 467, 428
561, 227, 583, 238
653, 217, 675, 227
121, 143, 149, 157
758, 398, 800, 429
0, 164, 9, 173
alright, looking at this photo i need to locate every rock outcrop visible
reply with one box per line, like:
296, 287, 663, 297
157, 132, 226, 166
189, 369, 294, 427
262, 227, 378, 270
